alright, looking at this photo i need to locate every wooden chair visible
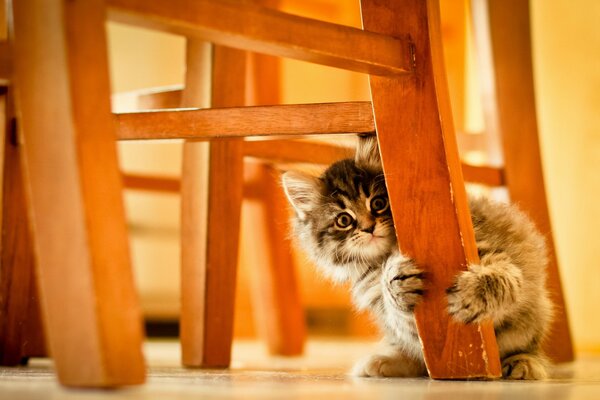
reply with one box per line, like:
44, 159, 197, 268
1, 0, 572, 387
120, 45, 308, 359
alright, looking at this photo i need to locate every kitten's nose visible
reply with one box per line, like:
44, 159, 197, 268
361, 224, 375, 234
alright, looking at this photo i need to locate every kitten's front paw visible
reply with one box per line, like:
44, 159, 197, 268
351, 354, 424, 378
502, 353, 548, 380
383, 253, 425, 312
446, 267, 491, 324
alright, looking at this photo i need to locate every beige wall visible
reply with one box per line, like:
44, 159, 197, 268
531, 0, 600, 351
108, 24, 185, 319
109, 0, 600, 350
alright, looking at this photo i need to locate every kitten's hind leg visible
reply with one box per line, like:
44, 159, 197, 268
351, 346, 427, 378
502, 352, 548, 380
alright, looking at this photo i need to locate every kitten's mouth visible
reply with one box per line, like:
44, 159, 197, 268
363, 234, 390, 249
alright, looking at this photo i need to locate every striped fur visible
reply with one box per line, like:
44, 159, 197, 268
282, 135, 553, 380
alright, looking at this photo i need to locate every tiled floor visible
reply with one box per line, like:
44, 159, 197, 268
1, 339, 599, 399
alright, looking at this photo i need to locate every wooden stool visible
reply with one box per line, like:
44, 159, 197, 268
1, 0, 573, 387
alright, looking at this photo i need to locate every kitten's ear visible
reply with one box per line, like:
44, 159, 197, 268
355, 134, 382, 171
281, 171, 319, 220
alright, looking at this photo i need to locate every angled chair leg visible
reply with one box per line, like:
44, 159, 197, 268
472, 0, 574, 363
360, 0, 501, 379
0, 92, 46, 366
10, 0, 145, 386
181, 43, 246, 368
244, 161, 305, 356
245, 14, 307, 355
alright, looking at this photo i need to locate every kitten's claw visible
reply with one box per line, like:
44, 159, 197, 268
383, 253, 425, 312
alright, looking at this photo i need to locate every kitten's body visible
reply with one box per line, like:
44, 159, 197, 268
282, 136, 553, 380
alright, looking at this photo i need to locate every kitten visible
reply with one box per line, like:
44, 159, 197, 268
282, 135, 553, 380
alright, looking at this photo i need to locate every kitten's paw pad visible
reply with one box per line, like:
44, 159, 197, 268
502, 354, 548, 380
351, 354, 420, 378
383, 254, 425, 311
446, 269, 490, 324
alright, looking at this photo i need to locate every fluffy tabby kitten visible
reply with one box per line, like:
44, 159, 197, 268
282, 135, 553, 380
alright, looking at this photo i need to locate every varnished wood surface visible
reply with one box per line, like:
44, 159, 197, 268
243, 162, 305, 355
361, 0, 500, 378
115, 102, 375, 140
475, 0, 574, 363
118, 86, 505, 186
10, 0, 145, 386
0, 93, 46, 366
122, 173, 180, 193
179, 40, 214, 368
137, 86, 184, 111
245, 28, 305, 355
0, 40, 10, 83
198, 45, 246, 367
121, 141, 504, 198
106, 0, 412, 76
244, 139, 353, 165
461, 163, 505, 187
439, 0, 466, 132
180, 42, 247, 368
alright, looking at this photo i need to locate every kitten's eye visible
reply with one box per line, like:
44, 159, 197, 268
370, 196, 389, 214
335, 212, 354, 230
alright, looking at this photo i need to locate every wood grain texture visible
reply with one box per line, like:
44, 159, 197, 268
198, 45, 245, 367
244, 139, 353, 165
180, 40, 213, 368
181, 42, 246, 368
461, 163, 505, 187
244, 139, 503, 186
361, 0, 501, 378
122, 173, 180, 193
0, 40, 10, 83
120, 160, 503, 196
106, 0, 412, 76
0, 93, 46, 366
115, 102, 375, 140
439, 0, 466, 133
10, 0, 145, 386
473, 0, 574, 363
137, 86, 183, 110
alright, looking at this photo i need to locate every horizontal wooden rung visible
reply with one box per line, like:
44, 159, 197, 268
136, 86, 183, 110
121, 172, 281, 199
115, 102, 375, 140
461, 163, 505, 187
122, 173, 180, 193
122, 150, 505, 196
106, 0, 413, 76
244, 139, 353, 166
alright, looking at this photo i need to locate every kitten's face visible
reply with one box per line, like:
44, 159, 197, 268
282, 137, 397, 283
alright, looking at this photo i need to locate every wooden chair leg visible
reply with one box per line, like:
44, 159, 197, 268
10, 0, 145, 386
0, 92, 46, 366
244, 162, 305, 356
472, 0, 574, 363
181, 43, 246, 368
360, 0, 501, 378
244, 3, 307, 354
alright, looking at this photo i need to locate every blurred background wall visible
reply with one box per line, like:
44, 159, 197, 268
108, 0, 600, 352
